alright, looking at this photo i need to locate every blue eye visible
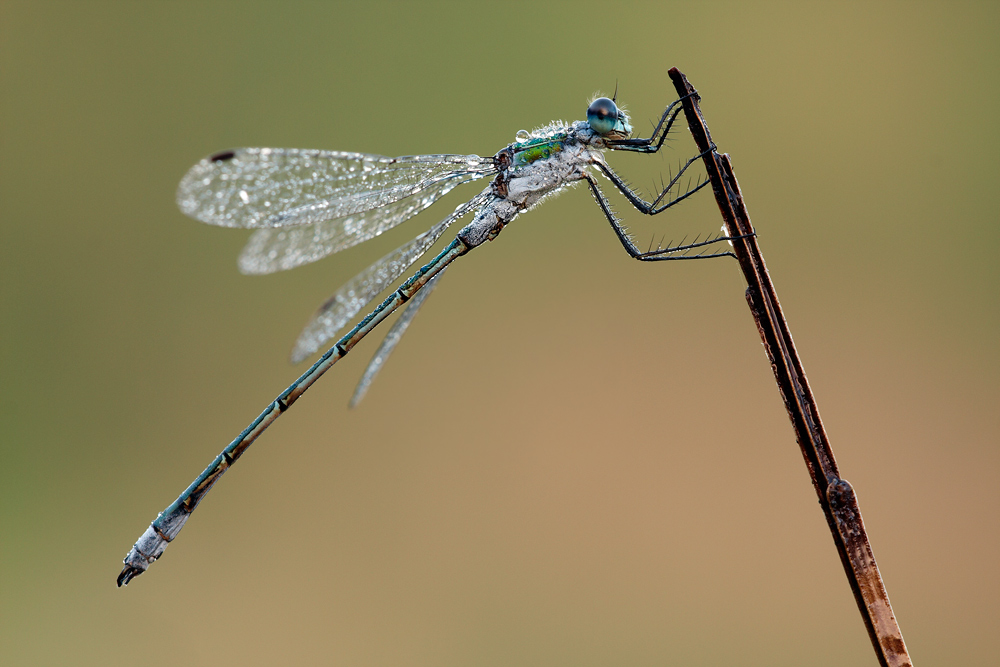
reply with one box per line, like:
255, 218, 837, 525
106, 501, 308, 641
587, 97, 620, 135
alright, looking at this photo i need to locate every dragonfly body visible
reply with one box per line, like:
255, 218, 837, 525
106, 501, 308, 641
460, 121, 606, 247
119, 92, 728, 586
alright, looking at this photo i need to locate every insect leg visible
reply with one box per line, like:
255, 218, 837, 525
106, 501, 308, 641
582, 173, 735, 261
592, 151, 712, 216
604, 93, 696, 154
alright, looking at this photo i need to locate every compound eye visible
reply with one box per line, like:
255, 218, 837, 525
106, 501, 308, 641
587, 97, 619, 135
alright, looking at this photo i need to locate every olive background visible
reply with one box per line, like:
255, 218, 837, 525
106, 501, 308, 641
2, 2, 997, 665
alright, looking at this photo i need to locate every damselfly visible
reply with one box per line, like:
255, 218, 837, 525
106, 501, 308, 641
118, 91, 734, 586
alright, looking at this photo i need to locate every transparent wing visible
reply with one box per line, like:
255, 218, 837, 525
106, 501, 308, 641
238, 173, 479, 274
349, 267, 447, 408
177, 148, 495, 230
290, 190, 491, 364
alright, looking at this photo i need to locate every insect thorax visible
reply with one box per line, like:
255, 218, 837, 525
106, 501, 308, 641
512, 135, 566, 166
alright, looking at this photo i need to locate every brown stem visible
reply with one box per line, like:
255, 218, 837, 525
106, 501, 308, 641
666, 67, 912, 667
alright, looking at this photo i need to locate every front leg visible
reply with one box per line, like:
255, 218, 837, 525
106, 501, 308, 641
604, 93, 695, 154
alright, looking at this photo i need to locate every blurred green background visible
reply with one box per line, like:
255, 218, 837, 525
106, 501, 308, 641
2, 1, 997, 665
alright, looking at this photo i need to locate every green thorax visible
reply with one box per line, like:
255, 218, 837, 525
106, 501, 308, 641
512, 131, 568, 167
